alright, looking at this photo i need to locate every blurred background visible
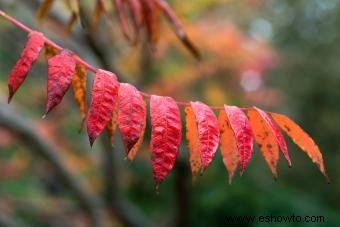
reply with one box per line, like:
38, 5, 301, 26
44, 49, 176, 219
0, 0, 340, 226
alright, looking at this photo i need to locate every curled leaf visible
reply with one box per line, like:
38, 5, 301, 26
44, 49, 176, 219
8, 31, 45, 103
71, 63, 87, 130
44, 43, 59, 60
37, 0, 55, 23
87, 69, 119, 146
65, 0, 80, 35
271, 113, 329, 181
150, 95, 181, 188
91, 0, 106, 31
184, 106, 201, 181
218, 110, 239, 184
224, 105, 253, 175
190, 101, 219, 171
248, 108, 279, 178
141, 0, 161, 50
254, 107, 291, 166
118, 83, 146, 162
45, 50, 76, 116
113, 0, 133, 42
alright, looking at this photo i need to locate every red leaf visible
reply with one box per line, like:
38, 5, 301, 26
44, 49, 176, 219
224, 105, 253, 174
254, 107, 291, 166
190, 101, 219, 171
45, 50, 76, 115
118, 83, 146, 162
87, 69, 119, 146
7, 31, 45, 103
150, 95, 181, 188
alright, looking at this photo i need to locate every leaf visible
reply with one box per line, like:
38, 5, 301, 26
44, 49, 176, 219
37, 0, 55, 23
91, 0, 106, 31
71, 63, 87, 130
106, 99, 119, 143
141, 0, 161, 49
184, 106, 201, 181
224, 105, 253, 175
190, 101, 219, 171
118, 83, 146, 162
44, 43, 58, 60
65, 0, 80, 35
7, 31, 45, 103
45, 50, 76, 116
218, 110, 239, 184
254, 107, 291, 166
87, 69, 119, 146
271, 113, 329, 181
248, 108, 279, 178
150, 95, 182, 188
113, 0, 133, 42
155, 0, 201, 59
126, 0, 143, 43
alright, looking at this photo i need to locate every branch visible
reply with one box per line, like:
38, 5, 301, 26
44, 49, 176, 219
0, 9, 248, 111
0, 102, 104, 227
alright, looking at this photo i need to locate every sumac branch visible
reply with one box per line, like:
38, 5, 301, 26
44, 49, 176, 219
0, 10, 329, 187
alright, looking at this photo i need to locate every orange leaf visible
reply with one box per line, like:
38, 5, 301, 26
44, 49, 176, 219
271, 113, 329, 181
218, 110, 239, 184
44, 43, 58, 60
184, 106, 201, 181
106, 100, 119, 144
254, 107, 291, 166
248, 108, 279, 178
37, 0, 55, 23
72, 63, 87, 130
91, 0, 106, 31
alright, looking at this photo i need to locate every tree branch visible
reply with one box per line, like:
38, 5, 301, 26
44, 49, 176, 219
0, 102, 104, 227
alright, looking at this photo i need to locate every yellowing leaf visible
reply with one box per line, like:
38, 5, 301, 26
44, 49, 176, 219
44, 43, 58, 60
218, 110, 239, 184
106, 100, 119, 144
37, 0, 55, 23
248, 108, 279, 178
185, 106, 201, 181
72, 63, 87, 130
271, 113, 329, 181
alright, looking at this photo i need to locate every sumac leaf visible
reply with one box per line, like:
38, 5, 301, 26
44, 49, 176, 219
218, 110, 239, 184
72, 63, 87, 130
254, 107, 291, 166
184, 106, 201, 181
126, 0, 143, 43
91, 0, 106, 31
87, 69, 119, 146
141, 0, 160, 49
37, 0, 55, 23
7, 31, 45, 103
44, 43, 58, 60
271, 113, 329, 181
150, 95, 181, 187
106, 100, 119, 143
190, 101, 219, 171
118, 83, 146, 162
113, 0, 133, 42
248, 108, 279, 178
65, 0, 80, 35
224, 105, 253, 174
45, 50, 76, 115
